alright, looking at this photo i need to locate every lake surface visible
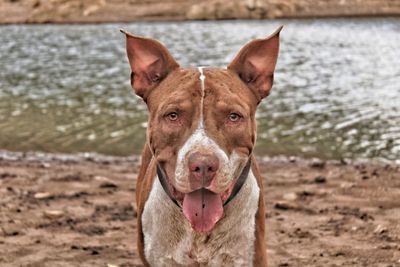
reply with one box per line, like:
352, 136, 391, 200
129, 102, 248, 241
0, 18, 399, 161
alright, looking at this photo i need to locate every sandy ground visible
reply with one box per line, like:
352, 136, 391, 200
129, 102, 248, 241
0, 151, 399, 267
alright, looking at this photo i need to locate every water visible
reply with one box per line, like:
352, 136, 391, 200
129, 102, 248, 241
0, 18, 399, 161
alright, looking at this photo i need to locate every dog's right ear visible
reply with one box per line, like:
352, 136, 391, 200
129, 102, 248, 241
121, 29, 179, 100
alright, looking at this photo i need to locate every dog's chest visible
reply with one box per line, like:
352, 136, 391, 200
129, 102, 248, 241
141, 171, 260, 267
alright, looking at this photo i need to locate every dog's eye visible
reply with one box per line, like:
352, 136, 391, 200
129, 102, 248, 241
167, 112, 178, 121
229, 113, 241, 122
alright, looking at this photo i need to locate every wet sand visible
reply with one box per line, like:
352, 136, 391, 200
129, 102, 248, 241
0, 151, 399, 266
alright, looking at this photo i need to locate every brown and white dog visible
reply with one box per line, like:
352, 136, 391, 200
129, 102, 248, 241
121, 26, 282, 267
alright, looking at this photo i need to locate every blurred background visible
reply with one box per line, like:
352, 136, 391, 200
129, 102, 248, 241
0, 0, 399, 162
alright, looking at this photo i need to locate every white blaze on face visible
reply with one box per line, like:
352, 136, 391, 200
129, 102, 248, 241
198, 66, 206, 128
173, 67, 245, 193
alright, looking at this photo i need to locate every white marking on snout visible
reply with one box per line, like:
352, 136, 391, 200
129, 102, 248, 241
173, 67, 246, 193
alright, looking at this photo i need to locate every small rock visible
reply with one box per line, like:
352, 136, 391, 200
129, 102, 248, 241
95, 176, 118, 188
94, 175, 110, 182
374, 225, 388, 235
300, 191, 314, 197
377, 244, 393, 250
34, 192, 53, 199
0, 172, 17, 179
360, 169, 368, 174
99, 182, 118, 188
44, 210, 64, 219
310, 158, 325, 168
362, 175, 369, 180
40, 162, 51, 168
61, 174, 81, 181
335, 251, 345, 257
2, 225, 21, 237
289, 156, 296, 163
314, 176, 326, 184
340, 182, 355, 189
283, 192, 298, 201
78, 225, 106, 236
274, 201, 298, 210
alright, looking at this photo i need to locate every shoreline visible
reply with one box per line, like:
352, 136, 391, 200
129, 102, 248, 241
0, 14, 399, 26
0, 149, 398, 167
0, 0, 399, 25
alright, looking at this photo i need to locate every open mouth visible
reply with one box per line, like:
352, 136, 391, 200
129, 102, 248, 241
157, 158, 251, 233
171, 186, 234, 233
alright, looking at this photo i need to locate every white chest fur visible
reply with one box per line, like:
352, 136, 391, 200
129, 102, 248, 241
141, 170, 260, 267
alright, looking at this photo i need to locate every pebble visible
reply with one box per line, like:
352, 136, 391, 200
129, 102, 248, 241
44, 210, 64, 219
94, 175, 109, 182
374, 224, 388, 235
40, 162, 51, 169
274, 201, 299, 210
340, 182, 355, 189
300, 190, 314, 197
310, 158, 326, 168
314, 176, 326, 184
99, 182, 118, 188
2, 226, 20, 236
34, 192, 53, 199
95, 176, 118, 188
283, 192, 298, 201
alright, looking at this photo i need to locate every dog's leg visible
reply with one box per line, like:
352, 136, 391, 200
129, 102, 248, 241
136, 144, 154, 267
252, 158, 268, 267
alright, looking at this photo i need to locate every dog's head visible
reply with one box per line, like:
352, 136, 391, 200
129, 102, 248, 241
123, 27, 281, 233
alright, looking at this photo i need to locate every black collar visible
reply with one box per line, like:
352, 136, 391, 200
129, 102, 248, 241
155, 157, 252, 208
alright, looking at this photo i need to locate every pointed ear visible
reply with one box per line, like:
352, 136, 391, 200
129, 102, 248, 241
228, 26, 282, 102
121, 29, 179, 100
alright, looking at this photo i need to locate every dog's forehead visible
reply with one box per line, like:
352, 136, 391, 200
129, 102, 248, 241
148, 67, 254, 109
202, 68, 254, 99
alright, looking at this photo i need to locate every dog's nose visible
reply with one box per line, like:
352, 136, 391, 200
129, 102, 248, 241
188, 152, 219, 187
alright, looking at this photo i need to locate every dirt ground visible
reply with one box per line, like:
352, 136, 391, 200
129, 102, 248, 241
0, 151, 399, 267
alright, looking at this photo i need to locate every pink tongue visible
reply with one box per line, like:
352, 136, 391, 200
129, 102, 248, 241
182, 189, 223, 233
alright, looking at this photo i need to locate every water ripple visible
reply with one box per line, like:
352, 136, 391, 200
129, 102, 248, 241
0, 19, 399, 160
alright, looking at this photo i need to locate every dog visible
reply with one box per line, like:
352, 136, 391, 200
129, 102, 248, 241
121, 26, 282, 267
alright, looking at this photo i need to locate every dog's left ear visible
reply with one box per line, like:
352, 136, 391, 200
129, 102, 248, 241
228, 26, 282, 102
121, 29, 179, 100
